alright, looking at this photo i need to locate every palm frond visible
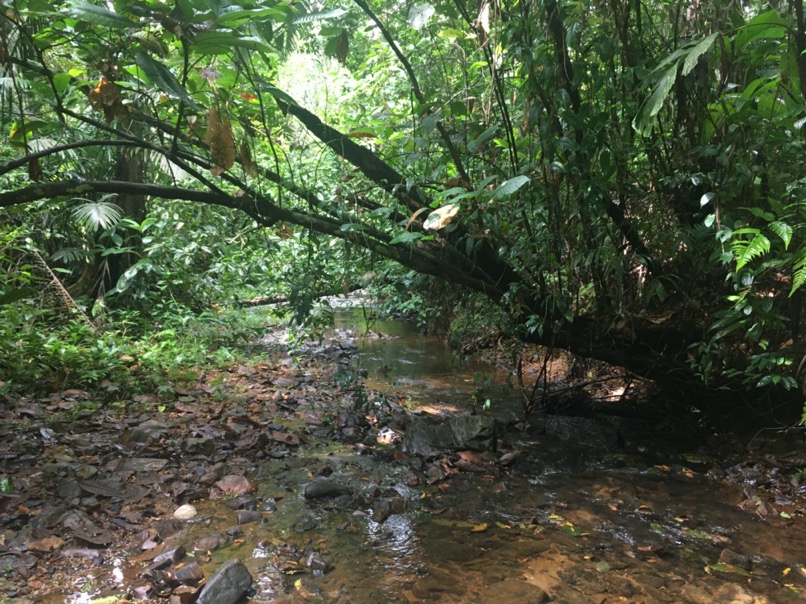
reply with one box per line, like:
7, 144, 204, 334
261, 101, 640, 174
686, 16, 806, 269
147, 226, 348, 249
71, 195, 123, 231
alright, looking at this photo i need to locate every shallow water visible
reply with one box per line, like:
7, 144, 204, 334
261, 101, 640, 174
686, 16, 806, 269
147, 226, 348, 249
47, 309, 806, 603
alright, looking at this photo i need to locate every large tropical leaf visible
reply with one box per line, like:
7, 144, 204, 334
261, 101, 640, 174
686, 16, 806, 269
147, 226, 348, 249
492, 175, 530, 200
135, 52, 198, 109
633, 64, 677, 136
292, 8, 348, 25
193, 32, 272, 54
65, 1, 140, 29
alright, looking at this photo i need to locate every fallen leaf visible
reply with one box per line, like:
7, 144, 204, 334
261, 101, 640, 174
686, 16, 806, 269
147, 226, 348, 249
28, 536, 64, 552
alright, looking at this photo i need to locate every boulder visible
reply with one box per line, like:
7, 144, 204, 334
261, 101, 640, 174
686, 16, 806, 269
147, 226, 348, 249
195, 559, 252, 604
403, 415, 496, 455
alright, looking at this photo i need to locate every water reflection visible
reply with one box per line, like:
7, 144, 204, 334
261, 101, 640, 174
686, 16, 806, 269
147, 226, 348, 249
331, 307, 518, 415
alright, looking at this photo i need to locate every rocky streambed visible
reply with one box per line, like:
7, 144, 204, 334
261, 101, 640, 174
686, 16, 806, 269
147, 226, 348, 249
0, 314, 805, 603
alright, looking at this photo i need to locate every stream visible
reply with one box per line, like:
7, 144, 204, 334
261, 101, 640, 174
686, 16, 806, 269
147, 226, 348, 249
16, 308, 806, 603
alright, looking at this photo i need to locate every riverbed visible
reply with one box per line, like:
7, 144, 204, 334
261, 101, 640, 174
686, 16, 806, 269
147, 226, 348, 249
8, 307, 806, 603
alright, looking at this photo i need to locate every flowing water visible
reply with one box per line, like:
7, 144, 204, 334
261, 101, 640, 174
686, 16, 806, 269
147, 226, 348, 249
211, 309, 805, 603
49, 308, 806, 603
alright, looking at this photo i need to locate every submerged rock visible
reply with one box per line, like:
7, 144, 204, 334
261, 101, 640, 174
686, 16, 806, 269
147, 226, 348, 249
304, 480, 351, 499
403, 415, 496, 455
479, 580, 549, 603
195, 559, 253, 604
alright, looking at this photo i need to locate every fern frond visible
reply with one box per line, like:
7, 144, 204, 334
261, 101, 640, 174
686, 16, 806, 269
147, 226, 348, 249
733, 231, 770, 271
768, 221, 793, 249
51, 247, 91, 264
791, 245, 806, 296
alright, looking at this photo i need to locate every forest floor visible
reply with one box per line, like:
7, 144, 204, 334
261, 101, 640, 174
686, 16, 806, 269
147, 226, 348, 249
1, 326, 806, 603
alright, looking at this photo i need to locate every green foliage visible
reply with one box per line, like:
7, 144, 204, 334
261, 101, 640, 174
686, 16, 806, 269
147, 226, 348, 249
0, 301, 277, 397
0, 0, 804, 415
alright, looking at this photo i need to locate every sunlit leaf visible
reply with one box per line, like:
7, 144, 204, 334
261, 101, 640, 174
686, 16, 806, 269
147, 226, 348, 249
71, 198, 123, 231
217, 7, 289, 28
492, 175, 530, 200
293, 8, 348, 25
423, 203, 460, 230
408, 4, 435, 30
769, 221, 792, 249
700, 192, 715, 207
732, 230, 770, 270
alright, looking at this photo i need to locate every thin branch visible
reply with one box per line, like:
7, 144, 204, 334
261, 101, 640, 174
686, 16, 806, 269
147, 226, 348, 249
352, 0, 471, 184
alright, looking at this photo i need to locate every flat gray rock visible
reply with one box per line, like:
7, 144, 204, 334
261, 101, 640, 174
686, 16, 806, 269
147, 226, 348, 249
195, 559, 252, 604
403, 415, 495, 455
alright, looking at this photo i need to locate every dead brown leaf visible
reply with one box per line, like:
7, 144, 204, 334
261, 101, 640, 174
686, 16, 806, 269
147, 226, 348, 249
206, 107, 236, 175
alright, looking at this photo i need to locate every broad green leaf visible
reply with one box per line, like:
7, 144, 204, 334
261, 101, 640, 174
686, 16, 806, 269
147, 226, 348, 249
492, 175, 530, 200
468, 125, 497, 152
135, 52, 198, 109
633, 64, 677, 135
53, 73, 72, 95
734, 10, 787, 51
192, 32, 271, 54
681, 33, 718, 76
0, 288, 36, 305
421, 115, 438, 134
423, 203, 460, 230
390, 231, 425, 245
9, 119, 48, 145
217, 7, 289, 27
65, 1, 140, 29
707, 563, 752, 578
263, 85, 300, 109
293, 8, 348, 25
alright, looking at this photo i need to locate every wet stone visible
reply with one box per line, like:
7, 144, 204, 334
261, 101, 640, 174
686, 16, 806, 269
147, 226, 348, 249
226, 495, 258, 510
191, 532, 230, 552
304, 551, 332, 575
719, 548, 753, 570
370, 494, 406, 523
479, 580, 549, 604
403, 414, 496, 455
195, 559, 253, 604
236, 510, 263, 525
304, 480, 351, 499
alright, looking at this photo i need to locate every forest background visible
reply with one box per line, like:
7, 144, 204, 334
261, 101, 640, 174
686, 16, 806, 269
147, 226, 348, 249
1, 0, 805, 423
